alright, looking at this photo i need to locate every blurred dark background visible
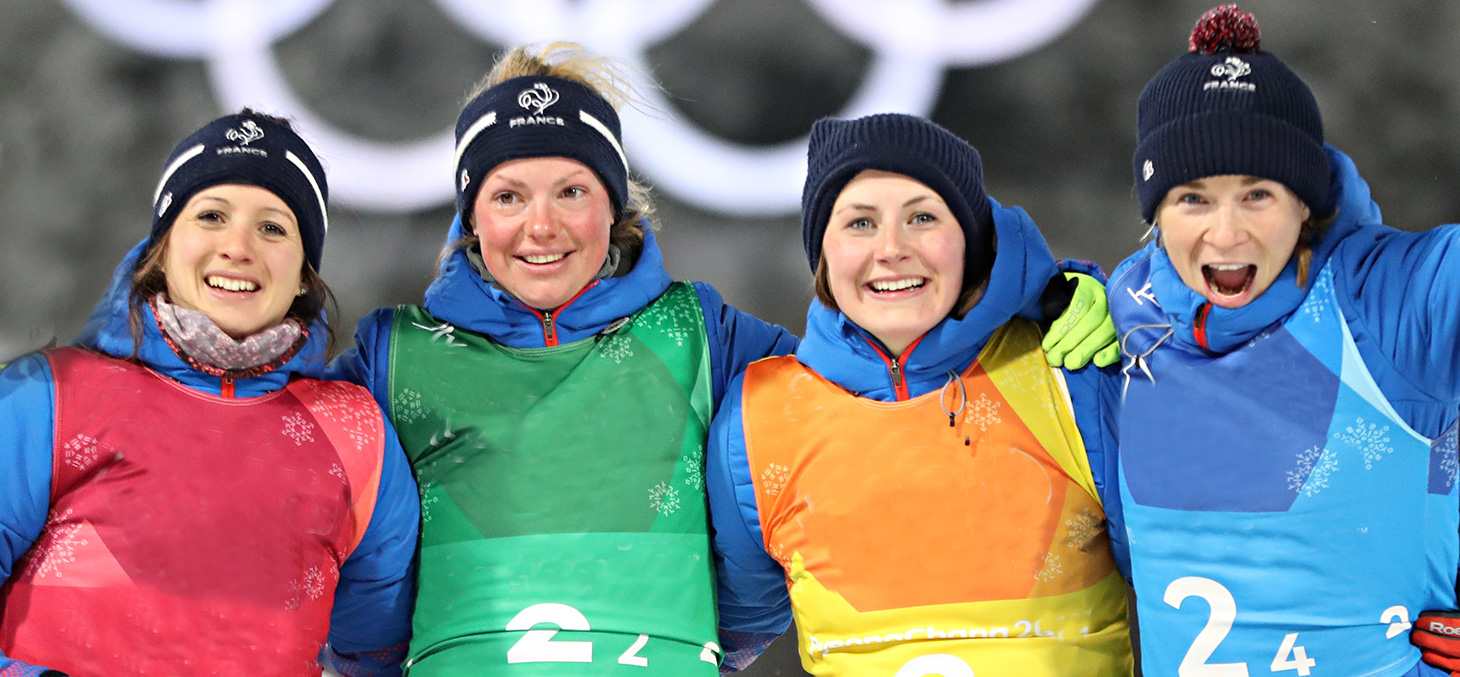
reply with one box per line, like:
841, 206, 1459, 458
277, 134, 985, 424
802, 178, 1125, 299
4, 0, 1459, 673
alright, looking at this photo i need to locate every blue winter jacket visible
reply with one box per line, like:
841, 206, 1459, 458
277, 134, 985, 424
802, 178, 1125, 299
1110, 146, 1460, 455
707, 199, 1124, 670
0, 240, 421, 676
331, 216, 798, 422
1107, 146, 1460, 677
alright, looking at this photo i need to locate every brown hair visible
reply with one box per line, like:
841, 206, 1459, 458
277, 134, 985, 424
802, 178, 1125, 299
1293, 211, 1337, 287
449, 43, 658, 271
126, 228, 338, 359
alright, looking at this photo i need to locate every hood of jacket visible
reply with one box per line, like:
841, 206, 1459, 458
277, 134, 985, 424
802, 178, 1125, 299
422, 214, 673, 346
795, 198, 1059, 401
74, 238, 329, 396
1125, 145, 1382, 354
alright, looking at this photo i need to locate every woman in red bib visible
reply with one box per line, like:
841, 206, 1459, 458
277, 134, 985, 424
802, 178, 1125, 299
709, 113, 1131, 675
0, 110, 419, 676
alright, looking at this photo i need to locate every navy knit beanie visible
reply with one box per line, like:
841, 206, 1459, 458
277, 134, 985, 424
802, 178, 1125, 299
150, 111, 329, 271
1134, 5, 1332, 224
801, 113, 994, 282
454, 75, 629, 224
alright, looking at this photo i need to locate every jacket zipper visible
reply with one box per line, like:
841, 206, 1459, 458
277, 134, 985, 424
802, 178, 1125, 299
1193, 302, 1212, 350
221, 376, 236, 398
864, 336, 922, 401
521, 281, 601, 347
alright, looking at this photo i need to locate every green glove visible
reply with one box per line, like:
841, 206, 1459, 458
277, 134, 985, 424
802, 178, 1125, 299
1041, 272, 1120, 369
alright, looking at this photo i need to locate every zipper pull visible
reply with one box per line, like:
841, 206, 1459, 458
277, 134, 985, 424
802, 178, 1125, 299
542, 311, 557, 345
221, 376, 236, 398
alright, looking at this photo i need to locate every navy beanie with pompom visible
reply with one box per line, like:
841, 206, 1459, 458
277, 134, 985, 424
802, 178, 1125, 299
1134, 4, 1332, 224
801, 113, 994, 284
150, 112, 329, 271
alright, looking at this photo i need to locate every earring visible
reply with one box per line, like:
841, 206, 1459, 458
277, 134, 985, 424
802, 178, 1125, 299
298, 287, 308, 297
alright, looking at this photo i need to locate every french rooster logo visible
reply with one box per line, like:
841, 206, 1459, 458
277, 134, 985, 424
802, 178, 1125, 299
517, 83, 559, 115
1210, 56, 1251, 81
225, 119, 265, 145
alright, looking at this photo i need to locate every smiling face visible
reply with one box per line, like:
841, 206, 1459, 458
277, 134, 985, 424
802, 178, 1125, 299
161, 184, 305, 339
821, 170, 965, 357
473, 157, 614, 311
1156, 174, 1310, 309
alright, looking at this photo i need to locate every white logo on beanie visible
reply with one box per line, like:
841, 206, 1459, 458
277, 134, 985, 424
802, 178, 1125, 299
1143, 159, 1155, 182
518, 83, 560, 116
157, 191, 172, 216
1205, 57, 1256, 92
460, 168, 470, 191
225, 119, 265, 145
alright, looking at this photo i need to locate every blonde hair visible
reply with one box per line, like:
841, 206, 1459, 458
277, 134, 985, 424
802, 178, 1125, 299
453, 43, 659, 266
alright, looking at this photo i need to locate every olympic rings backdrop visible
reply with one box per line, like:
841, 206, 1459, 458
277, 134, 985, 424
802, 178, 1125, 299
5, 0, 1460, 673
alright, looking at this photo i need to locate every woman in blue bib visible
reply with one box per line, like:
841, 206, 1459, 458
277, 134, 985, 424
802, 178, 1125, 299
1107, 5, 1460, 676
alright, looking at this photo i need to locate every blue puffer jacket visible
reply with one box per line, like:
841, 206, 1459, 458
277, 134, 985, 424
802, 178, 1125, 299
331, 216, 798, 421
1107, 146, 1460, 677
0, 240, 421, 676
707, 199, 1124, 671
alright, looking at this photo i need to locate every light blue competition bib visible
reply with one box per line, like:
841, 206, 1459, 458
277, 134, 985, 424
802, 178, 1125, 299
1118, 265, 1459, 676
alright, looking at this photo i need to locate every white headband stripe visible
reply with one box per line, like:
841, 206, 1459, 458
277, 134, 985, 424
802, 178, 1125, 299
152, 144, 205, 206
453, 111, 498, 169
286, 150, 329, 234
579, 110, 628, 172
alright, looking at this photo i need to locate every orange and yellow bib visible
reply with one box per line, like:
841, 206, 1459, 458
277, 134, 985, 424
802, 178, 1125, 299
741, 320, 1131, 676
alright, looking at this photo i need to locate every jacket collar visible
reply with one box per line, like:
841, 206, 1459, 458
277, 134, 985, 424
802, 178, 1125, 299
422, 214, 673, 347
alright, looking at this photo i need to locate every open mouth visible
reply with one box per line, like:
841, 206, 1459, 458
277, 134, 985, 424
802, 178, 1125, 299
1202, 264, 1255, 298
866, 277, 927, 294
520, 253, 568, 265
206, 275, 259, 293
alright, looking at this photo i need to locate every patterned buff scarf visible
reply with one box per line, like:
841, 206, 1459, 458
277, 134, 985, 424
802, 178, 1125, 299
151, 294, 307, 377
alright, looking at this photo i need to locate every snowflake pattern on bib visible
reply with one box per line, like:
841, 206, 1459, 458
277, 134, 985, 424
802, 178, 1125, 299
683, 443, 705, 488
1065, 508, 1103, 552
22, 508, 87, 579
1037, 552, 1063, 583
1287, 445, 1338, 496
1333, 417, 1394, 470
306, 381, 381, 453
760, 463, 791, 497
646, 292, 702, 347
282, 411, 316, 446
599, 333, 635, 364
964, 393, 1003, 432
1436, 425, 1460, 490
285, 560, 337, 611
61, 434, 107, 471
649, 482, 681, 516
392, 388, 427, 426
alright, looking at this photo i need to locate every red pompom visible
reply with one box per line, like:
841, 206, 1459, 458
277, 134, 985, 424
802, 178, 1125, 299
1188, 4, 1261, 54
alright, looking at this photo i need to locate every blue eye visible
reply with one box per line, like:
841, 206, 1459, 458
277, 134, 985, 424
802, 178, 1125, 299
911, 212, 937, 224
847, 217, 873, 230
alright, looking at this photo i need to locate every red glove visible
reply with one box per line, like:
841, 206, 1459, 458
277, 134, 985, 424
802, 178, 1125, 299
1413, 610, 1460, 675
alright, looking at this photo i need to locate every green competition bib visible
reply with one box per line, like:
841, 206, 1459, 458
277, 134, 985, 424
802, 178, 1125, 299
388, 283, 720, 676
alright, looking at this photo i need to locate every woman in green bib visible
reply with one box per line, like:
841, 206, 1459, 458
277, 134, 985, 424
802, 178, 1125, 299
330, 43, 798, 675
330, 43, 1119, 676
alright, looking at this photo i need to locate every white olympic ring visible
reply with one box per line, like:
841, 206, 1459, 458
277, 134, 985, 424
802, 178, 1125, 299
59, 0, 1097, 216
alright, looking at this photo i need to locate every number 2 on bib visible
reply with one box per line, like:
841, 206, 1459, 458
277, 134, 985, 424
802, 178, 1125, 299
505, 602, 720, 667
1164, 577, 1315, 676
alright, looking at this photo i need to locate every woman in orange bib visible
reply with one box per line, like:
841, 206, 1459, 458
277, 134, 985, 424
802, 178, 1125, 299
708, 113, 1132, 675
